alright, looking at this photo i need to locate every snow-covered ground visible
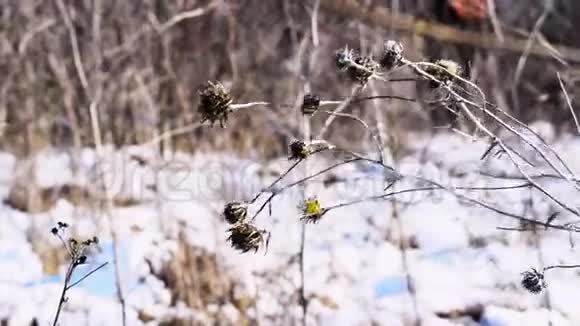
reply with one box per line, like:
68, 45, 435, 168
1, 126, 580, 326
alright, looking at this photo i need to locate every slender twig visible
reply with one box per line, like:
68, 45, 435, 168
544, 264, 580, 271
316, 84, 364, 139
52, 263, 74, 326
557, 72, 580, 134
66, 262, 109, 290
513, 4, 551, 89
322, 110, 384, 163
251, 159, 303, 204
54, 0, 89, 95
158, 3, 218, 32
18, 19, 56, 55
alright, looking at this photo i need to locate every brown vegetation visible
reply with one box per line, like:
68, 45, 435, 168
0, 0, 579, 159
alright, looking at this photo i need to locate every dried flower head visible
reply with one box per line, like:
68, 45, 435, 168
82, 236, 100, 246
521, 268, 546, 294
223, 201, 248, 224
301, 93, 321, 115
198, 81, 233, 127
349, 55, 379, 85
424, 59, 462, 88
227, 222, 267, 253
50, 223, 100, 266
380, 40, 403, 70
76, 255, 87, 265
335, 47, 356, 70
289, 140, 311, 160
335, 47, 379, 85
300, 197, 324, 223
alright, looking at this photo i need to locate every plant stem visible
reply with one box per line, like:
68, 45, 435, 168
52, 263, 75, 326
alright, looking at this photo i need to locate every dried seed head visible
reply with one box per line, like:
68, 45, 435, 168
301, 93, 321, 115
425, 59, 462, 88
521, 268, 546, 294
380, 40, 403, 70
289, 140, 311, 160
335, 47, 378, 85
198, 81, 233, 127
300, 197, 324, 224
57, 221, 69, 229
223, 201, 248, 224
436, 59, 462, 76
51, 227, 59, 235
348, 55, 379, 85
227, 222, 266, 253
335, 47, 356, 70
76, 255, 87, 265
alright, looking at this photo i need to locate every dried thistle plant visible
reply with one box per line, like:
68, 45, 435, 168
50, 222, 107, 326
227, 222, 269, 253
301, 93, 321, 115
335, 46, 356, 70
223, 201, 248, 224
289, 140, 311, 160
335, 47, 379, 85
198, 81, 233, 127
424, 59, 462, 88
299, 197, 324, 224
521, 268, 546, 294
379, 40, 403, 70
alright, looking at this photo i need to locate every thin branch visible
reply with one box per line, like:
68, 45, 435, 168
557, 72, 580, 134
66, 262, 109, 290
544, 264, 580, 271
18, 19, 56, 55
316, 84, 363, 139
52, 263, 75, 326
513, 4, 551, 88
250, 159, 303, 204
158, 3, 218, 32
322, 110, 384, 163
54, 0, 89, 96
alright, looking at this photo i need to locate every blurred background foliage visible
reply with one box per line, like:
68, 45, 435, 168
1, 0, 579, 158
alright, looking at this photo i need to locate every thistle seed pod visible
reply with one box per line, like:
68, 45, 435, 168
335, 47, 356, 70
300, 197, 324, 224
76, 255, 87, 265
289, 140, 311, 160
425, 59, 462, 88
198, 81, 233, 127
223, 201, 248, 224
521, 268, 546, 294
227, 222, 266, 253
301, 93, 321, 115
380, 40, 403, 70
348, 55, 379, 85
335, 47, 378, 85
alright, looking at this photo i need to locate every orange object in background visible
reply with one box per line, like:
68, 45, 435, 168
449, 0, 488, 21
